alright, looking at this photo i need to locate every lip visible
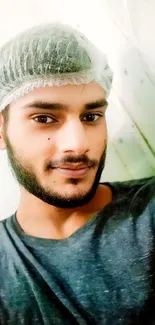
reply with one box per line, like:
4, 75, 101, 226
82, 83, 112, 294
55, 167, 90, 178
58, 164, 89, 170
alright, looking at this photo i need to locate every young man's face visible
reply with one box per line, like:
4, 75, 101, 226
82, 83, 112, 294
0, 81, 108, 208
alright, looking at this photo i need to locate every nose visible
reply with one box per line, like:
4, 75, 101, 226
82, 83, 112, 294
57, 119, 89, 155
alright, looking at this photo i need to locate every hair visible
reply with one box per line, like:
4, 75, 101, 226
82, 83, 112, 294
1, 104, 10, 126
0, 23, 113, 113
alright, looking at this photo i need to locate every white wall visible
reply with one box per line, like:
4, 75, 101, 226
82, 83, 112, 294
0, 0, 155, 218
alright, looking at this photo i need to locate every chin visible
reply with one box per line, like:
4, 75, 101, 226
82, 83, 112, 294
57, 178, 96, 199
62, 177, 92, 188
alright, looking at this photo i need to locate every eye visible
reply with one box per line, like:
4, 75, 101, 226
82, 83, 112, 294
33, 115, 56, 124
82, 114, 103, 122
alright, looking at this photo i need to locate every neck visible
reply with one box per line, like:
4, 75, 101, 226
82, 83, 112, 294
16, 184, 112, 239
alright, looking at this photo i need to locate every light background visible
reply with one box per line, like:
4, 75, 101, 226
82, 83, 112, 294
0, 0, 155, 218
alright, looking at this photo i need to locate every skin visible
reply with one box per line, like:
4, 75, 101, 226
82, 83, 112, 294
0, 81, 112, 239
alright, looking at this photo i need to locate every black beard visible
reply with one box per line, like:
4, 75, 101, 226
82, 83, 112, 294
4, 133, 107, 209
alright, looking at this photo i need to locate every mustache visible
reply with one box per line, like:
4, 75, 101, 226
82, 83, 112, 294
46, 155, 98, 169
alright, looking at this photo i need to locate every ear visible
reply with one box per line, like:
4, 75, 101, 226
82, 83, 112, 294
0, 114, 6, 150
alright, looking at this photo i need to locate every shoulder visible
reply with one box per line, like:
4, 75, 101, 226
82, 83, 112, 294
105, 176, 155, 201
102, 176, 155, 217
0, 216, 8, 230
0, 215, 14, 250
0, 216, 10, 228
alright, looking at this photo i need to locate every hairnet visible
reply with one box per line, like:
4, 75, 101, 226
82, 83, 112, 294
0, 22, 113, 112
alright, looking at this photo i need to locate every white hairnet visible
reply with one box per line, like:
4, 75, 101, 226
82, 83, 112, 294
0, 22, 113, 112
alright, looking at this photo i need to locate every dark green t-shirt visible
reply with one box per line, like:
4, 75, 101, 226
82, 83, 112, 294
1, 177, 155, 325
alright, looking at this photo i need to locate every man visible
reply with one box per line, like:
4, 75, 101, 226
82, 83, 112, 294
0, 22, 155, 325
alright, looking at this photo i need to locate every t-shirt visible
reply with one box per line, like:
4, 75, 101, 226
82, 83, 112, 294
1, 177, 155, 325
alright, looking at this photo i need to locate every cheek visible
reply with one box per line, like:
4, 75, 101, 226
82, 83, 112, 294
90, 123, 107, 151
6, 117, 58, 162
9, 130, 56, 160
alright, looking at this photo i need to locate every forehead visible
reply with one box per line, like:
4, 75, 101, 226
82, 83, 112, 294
9, 81, 106, 110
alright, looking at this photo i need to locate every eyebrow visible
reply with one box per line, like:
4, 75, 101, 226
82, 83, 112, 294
22, 98, 108, 111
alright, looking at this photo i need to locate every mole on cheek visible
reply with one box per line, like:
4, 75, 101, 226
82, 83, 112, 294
48, 137, 50, 140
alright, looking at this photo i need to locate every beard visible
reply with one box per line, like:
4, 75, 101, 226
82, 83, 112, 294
4, 132, 107, 209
